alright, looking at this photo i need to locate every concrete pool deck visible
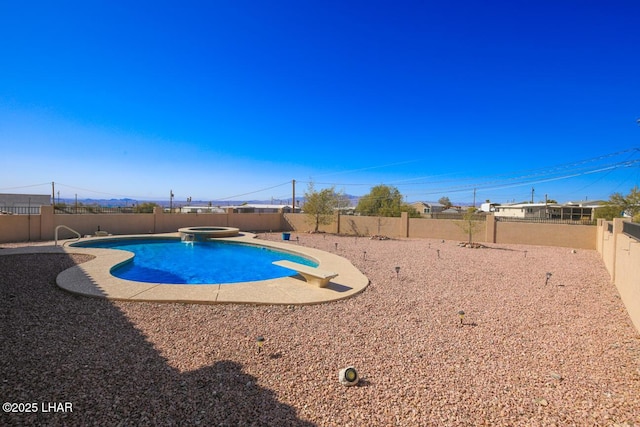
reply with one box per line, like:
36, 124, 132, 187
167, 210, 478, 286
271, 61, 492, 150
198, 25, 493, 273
0, 233, 369, 305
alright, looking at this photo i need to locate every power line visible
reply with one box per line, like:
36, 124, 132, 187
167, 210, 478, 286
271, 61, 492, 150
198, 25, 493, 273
0, 182, 51, 192
215, 181, 291, 201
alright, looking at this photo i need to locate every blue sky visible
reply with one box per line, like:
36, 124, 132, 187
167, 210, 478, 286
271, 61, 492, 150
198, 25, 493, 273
1, 1, 639, 205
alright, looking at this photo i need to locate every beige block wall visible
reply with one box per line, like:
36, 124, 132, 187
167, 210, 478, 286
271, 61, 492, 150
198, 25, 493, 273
613, 232, 640, 333
598, 220, 617, 279
0, 209, 286, 243
408, 218, 475, 241
596, 218, 640, 334
0, 215, 33, 242
284, 213, 336, 234
53, 214, 156, 238
340, 215, 403, 237
495, 222, 596, 249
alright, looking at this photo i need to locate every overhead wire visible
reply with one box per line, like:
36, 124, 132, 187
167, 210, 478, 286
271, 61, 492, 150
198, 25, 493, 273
4, 148, 638, 204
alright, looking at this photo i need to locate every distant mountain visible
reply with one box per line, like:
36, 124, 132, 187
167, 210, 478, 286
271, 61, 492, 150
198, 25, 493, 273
58, 195, 362, 208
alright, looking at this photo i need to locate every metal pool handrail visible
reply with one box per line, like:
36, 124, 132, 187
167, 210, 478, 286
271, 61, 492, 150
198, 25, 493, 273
55, 225, 82, 246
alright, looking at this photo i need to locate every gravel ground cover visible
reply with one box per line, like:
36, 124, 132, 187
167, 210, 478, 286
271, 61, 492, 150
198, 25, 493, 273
1, 234, 640, 426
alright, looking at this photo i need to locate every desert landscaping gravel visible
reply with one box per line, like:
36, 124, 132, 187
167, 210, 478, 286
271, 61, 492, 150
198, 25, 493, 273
1, 234, 640, 426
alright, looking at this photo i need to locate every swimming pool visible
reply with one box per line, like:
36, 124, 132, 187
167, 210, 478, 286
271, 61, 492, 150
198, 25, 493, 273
72, 238, 318, 284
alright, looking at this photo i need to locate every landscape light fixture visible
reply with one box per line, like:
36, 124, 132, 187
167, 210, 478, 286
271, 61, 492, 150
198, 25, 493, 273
256, 336, 265, 353
524, 250, 528, 258
545, 272, 552, 285
335, 242, 338, 250
458, 310, 465, 325
437, 249, 440, 259
363, 251, 367, 260
338, 366, 359, 386
395, 266, 400, 278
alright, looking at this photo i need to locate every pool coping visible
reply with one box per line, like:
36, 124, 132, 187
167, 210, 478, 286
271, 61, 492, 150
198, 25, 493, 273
0, 233, 369, 305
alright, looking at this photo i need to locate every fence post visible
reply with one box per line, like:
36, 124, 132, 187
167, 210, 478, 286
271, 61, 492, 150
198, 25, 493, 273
40, 205, 55, 241
611, 218, 626, 282
401, 212, 409, 238
486, 213, 497, 243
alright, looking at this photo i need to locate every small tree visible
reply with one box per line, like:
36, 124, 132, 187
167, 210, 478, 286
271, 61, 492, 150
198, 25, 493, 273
134, 202, 160, 213
438, 196, 453, 209
302, 182, 346, 232
608, 186, 640, 220
594, 204, 624, 221
458, 207, 484, 244
356, 184, 419, 217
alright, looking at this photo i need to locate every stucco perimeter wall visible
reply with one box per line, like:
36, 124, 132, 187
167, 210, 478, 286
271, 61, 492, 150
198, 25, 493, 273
284, 213, 593, 249
54, 213, 155, 238
597, 218, 640, 334
153, 210, 283, 234
598, 219, 617, 276
283, 213, 407, 236
613, 232, 640, 333
283, 213, 336, 234
340, 215, 404, 237
408, 218, 471, 241
0, 206, 287, 243
0, 213, 42, 242
495, 221, 596, 249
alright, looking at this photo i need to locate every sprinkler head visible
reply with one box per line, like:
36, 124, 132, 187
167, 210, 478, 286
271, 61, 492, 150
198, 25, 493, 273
545, 272, 552, 285
395, 266, 400, 278
363, 251, 367, 260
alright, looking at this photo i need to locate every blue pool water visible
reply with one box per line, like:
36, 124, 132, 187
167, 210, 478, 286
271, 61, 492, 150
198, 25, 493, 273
72, 238, 318, 284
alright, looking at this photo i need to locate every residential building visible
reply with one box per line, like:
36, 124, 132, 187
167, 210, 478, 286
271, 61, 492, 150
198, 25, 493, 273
410, 201, 446, 216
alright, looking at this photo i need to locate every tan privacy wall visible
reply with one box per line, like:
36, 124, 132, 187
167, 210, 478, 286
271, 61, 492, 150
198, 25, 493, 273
597, 219, 640, 333
2, 209, 597, 249
284, 213, 596, 250
0, 206, 287, 242
493, 221, 597, 248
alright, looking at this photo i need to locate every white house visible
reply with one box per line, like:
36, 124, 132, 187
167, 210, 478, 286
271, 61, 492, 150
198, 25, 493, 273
492, 201, 604, 220
179, 205, 226, 214
230, 204, 300, 214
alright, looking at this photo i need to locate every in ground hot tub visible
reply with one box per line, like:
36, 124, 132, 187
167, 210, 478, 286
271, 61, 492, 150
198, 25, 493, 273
178, 226, 240, 241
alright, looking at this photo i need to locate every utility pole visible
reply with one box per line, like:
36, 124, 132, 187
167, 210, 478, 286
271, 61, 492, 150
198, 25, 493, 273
473, 188, 476, 208
545, 193, 548, 219
292, 179, 296, 213
52, 182, 55, 206
531, 187, 535, 204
